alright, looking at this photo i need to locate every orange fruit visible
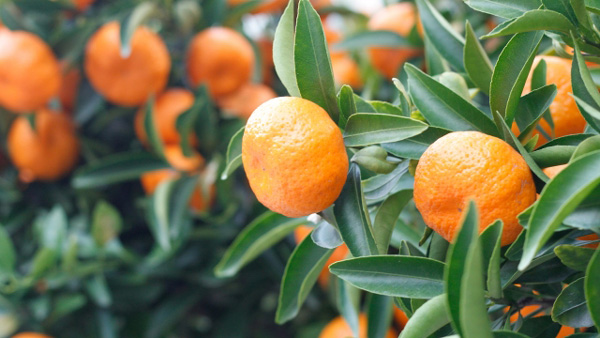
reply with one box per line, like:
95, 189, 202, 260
242, 97, 348, 218
0, 28, 61, 113
311, 0, 331, 10
393, 307, 409, 328
579, 233, 599, 249
518, 56, 586, 147
164, 145, 205, 173
367, 3, 422, 79
227, 0, 287, 13
413, 131, 536, 246
73, 0, 94, 11
187, 27, 255, 97
58, 62, 80, 112
12, 333, 52, 338
319, 314, 396, 338
557, 326, 577, 338
331, 54, 363, 89
140, 169, 214, 212
507, 305, 544, 323
134, 88, 196, 145
84, 22, 170, 107
542, 164, 568, 178
216, 83, 277, 120
8, 109, 79, 182
294, 225, 349, 287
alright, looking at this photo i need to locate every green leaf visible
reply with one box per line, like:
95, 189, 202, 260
30, 248, 57, 279
0, 225, 16, 276
554, 244, 596, 271
552, 277, 594, 327
294, 0, 339, 121
382, 126, 450, 159
335, 277, 360, 336
143, 101, 163, 158
215, 212, 306, 277
273, 0, 300, 97
530, 145, 575, 168
119, 2, 157, 57
489, 31, 543, 126
333, 31, 411, 50
585, 248, 600, 328
275, 231, 333, 324
463, 0, 541, 19
424, 34, 450, 76
343, 113, 428, 147
329, 256, 445, 299
520, 151, 600, 270
416, 0, 465, 71
571, 135, 600, 161
311, 221, 343, 249
571, 37, 600, 132
445, 200, 480, 336
480, 221, 504, 299
370, 101, 404, 116
373, 191, 413, 255
192, 87, 218, 156
146, 179, 175, 251
37, 206, 67, 251
333, 163, 379, 257
399, 294, 450, 338
220, 126, 244, 180
406, 63, 499, 137
72, 152, 169, 189
351, 146, 397, 175
338, 85, 357, 129
92, 201, 123, 247
514, 84, 557, 141
367, 295, 393, 338
85, 274, 112, 307
464, 21, 493, 95
175, 92, 203, 157
483, 10, 576, 38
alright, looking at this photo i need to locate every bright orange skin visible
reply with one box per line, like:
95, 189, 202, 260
8, 109, 79, 182
414, 131, 536, 246
227, 0, 287, 13
85, 22, 171, 107
332, 54, 363, 89
367, 3, 422, 79
59, 63, 80, 112
134, 88, 195, 145
216, 83, 277, 120
521, 56, 586, 147
294, 225, 349, 287
507, 305, 543, 322
140, 169, 214, 212
319, 314, 396, 338
542, 164, 568, 178
73, 0, 94, 11
393, 307, 409, 328
187, 27, 255, 97
164, 145, 204, 173
12, 333, 52, 338
311, 0, 331, 10
242, 97, 348, 218
0, 28, 61, 113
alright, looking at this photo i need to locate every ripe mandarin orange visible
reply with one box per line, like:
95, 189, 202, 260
294, 225, 349, 287
164, 145, 204, 173
367, 3, 422, 79
542, 164, 568, 178
319, 314, 396, 338
187, 27, 254, 97
393, 307, 409, 328
414, 131, 536, 246
331, 54, 363, 89
11, 333, 52, 338
84, 22, 170, 106
0, 28, 61, 113
140, 169, 214, 212
242, 97, 348, 218
134, 88, 196, 145
216, 83, 277, 120
8, 109, 79, 182
311, 0, 331, 10
518, 56, 586, 147
59, 62, 80, 112
227, 0, 287, 13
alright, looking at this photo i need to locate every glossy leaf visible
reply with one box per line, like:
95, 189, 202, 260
382, 126, 450, 159
334, 31, 411, 50
343, 113, 428, 147
571, 37, 600, 132
514, 84, 558, 140
351, 146, 397, 174
294, 0, 339, 121
398, 294, 450, 338
220, 126, 244, 180
489, 31, 543, 126
373, 190, 413, 254
480, 221, 504, 299
335, 277, 360, 336
367, 295, 393, 338
273, 0, 300, 97
330, 256, 445, 299
585, 248, 600, 328
571, 135, 600, 161
119, 2, 157, 57
405, 63, 499, 136
483, 10, 576, 38
338, 85, 357, 130
463, 0, 541, 19
554, 244, 596, 271
552, 278, 594, 327
275, 231, 333, 324
520, 151, 600, 270
143, 97, 165, 159
311, 221, 343, 249
464, 21, 493, 95
416, 0, 465, 71
215, 212, 306, 277
333, 164, 379, 257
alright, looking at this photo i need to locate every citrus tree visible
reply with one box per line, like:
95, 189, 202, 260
217, 0, 600, 337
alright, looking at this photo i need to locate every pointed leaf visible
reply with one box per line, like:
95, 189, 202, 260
483, 10, 576, 38
399, 294, 450, 338
463, 0, 541, 19
464, 21, 493, 95
585, 248, 600, 328
343, 113, 428, 147
552, 277, 594, 327
220, 126, 244, 180
273, 0, 300, 97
